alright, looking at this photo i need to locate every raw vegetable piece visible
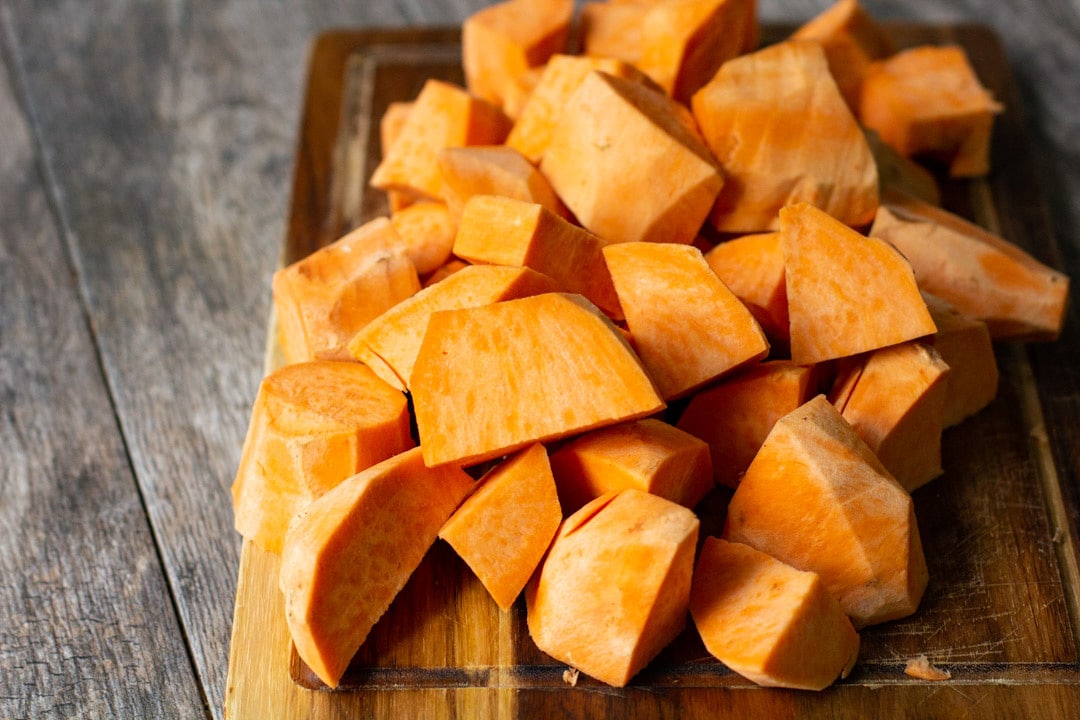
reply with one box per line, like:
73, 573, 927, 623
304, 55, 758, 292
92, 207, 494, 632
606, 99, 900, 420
724, 395, 929, 627
604, 242, 769, 398
272, 217, 420, 365
453, 195, 623, 319
526, 489, 700, 687
506, 54, 655, 164
829, 342, 951, 492
677, 361, 815, 488
704, 232, 788, 348
462, 0, 574, 112
690, 537, 860, 690
370, 79, 511, 202
389, 201, 456, 276
859, 45, 1003, 177
549, 418, 713, 514
791, 0, 894, 109
422, 258, 469, 287
439, 444, 562, 610
782, 201, 936, 365
691, 40, 878, 233
579, 2, 647, 63
638, 0, 758, 103
279, 447, 474, 688
380, 101, 418, 211
437, 145, 569, 221
923, 293, 999, 427
871, 193, 1070, 341
232, 361, 413, 555
541, 70, 724, 246
346, 264, 558, 391
864, 128, 940, 207
411, 292, 666, 468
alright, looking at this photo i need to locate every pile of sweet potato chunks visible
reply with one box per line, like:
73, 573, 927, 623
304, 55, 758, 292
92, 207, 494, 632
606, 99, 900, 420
232, 0, 1070, 691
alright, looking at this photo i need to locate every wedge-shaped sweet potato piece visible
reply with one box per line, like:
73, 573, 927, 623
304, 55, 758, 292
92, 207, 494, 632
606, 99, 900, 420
422, 258, 469, 287
526, 489, 699, 687
541, 70, 724, 246
370, 79, 511, 202
691, 40, 878, 233
579, 2, 647, 64
437, 145, 569, 221
678, 361, 816, 487
453, 195, 623, 319
380, 101, 418, 211
272, 217, 420, 365
462, 0, 573, 112
724, 395, 928, 627
705, 232, 788, 348
604, 242, 769, 399
279, 447, 474, 688
412, 293, 665, 468
871, 193, 1070, 341
347, 264, 558, 391
830, 342, 950, 491
549, 418, 713, 514
690, 537, 860, 690
389, 201, 456, 276
923, 293, 999, 427
232, 361, 413, 555
783, 201, 936, 364
439, 444, 562, 610
859, 45, 1002, 177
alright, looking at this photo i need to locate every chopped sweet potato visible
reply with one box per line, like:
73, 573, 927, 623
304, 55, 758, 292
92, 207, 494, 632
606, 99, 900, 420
437, 145, 569, 221
422, 258, 469, 287
526, 489, 699, 687
389, 201, 456, 276
380, 101, 419, 211
923, 293, 999, 427
578, 2, 647, 63
690, 537, 860, 690
439, 443, 562, 610
864, 128, 941, 207
279, 447, 474, 688
704, 232, 788, 349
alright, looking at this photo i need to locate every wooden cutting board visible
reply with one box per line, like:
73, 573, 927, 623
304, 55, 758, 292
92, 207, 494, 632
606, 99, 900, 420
223, 23, 1080, 719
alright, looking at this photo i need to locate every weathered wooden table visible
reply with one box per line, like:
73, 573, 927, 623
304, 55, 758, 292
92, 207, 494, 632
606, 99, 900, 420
2, 2, 1078, 718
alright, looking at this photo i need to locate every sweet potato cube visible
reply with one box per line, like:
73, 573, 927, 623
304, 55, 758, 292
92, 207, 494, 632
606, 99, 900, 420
923, 294, 999, 427
412, 293, 665, 468
691, 40, 878, 233
370, 79, 511, 202
526, 489, 700, 687
871, 193, 1070, 341
232, 361, 414, 555
347, 264, 558, 391
453, 195, 623, 319
604, 242, 769, 399
541, 70, 724, 245
677, 361, 816, 487
690, 537, 860, 690
422, 258, 469, 287
380, 101, 418, 211
272, 217, 420, 365
549, 418, 713, 513
830, 342, 951, 491
389, 201, 456, 276
439, 444, 562, 610
783, 201, 936, 364
705, 232, 788, 348
724, 395, 929, 627
437, 145, 568, 222
579, 2, 647, 64
279, 447, 474, 688
859, 45, 1002, 177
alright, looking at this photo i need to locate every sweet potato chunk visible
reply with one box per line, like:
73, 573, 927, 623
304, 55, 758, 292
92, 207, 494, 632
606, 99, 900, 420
724, 395, 929, 627
864, 128, 940, 206
412, 293, 665, 467
439, 444, 562, 610
690, 538, 860, 690
389, 201, 456, 276
705, 232, 788, 348
279, 447, 474, 688
923, 294, 999, 427
437, 145, 568, 221
526, 489, 699, 687
380, 101, 419, 211
579, 2, 647, 63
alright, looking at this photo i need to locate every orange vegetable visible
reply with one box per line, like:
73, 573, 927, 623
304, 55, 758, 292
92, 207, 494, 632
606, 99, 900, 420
864, 128, 941, 206
422, 258, 469, 287
380, 101, 418, 211
279, 447, 474, 688
389, 201, 456, 276
923, 293, 999, 427
704, 231, 788, 349
437, 145, 569, 221
578, 2, 647, 63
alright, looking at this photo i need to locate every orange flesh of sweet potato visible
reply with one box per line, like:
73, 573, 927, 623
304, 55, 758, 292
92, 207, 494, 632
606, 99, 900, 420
346, 264, 558, 391
453, 194, 623, 319
232, 361, 413, 555
864, 128, 941, 207
380, 101, 419, 212
724, 395, 929, 627
923, 293, 999, 427
691, 40, 878, 233
782, 201, 936, 365
540, 70, 724, 246
437, 145, 569, 221
526, 489, 699, 687
279, 447, 474, 688
549, 418, 713, 514
578, 2, 647, 64
677, 361, 815, 488
422, 258, 469, 287
438, 443, 562, 610
690, 537, 860, 690
604, 241, 769, 398
704, 231, 789, 348
411, 292, 665, 468
389, 201, 456, 276
271, 217, 421, 365
871, 193, 1070, 340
